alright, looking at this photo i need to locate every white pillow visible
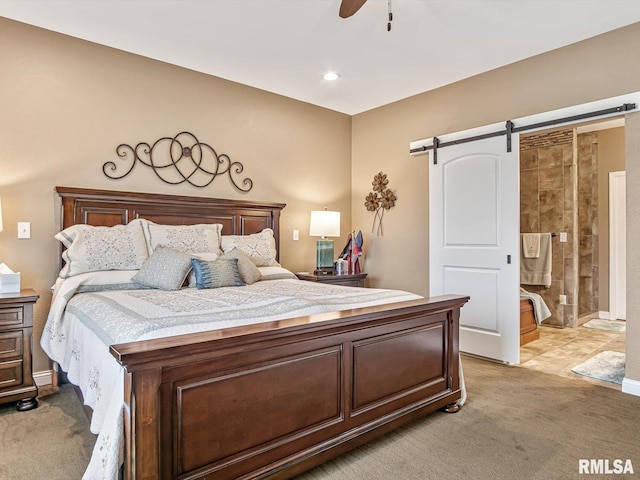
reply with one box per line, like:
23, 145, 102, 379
55, 219, 149, 278
257, 266, 297, 281
221, 228, 279, 267
143, 222, 223, 255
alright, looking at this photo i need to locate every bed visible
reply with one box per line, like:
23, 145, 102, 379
44, 186, 468, 480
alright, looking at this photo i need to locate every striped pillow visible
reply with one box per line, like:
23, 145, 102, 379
190, 257, 243, 289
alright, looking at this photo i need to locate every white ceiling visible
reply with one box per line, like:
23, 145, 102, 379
2, 0, 640, 114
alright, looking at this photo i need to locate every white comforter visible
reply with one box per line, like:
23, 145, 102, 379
41, 274, 421, 480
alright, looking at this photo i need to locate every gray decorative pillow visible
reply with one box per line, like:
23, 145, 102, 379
222, 248, 262, 285
191, 257, 243, 289
132, 246, 192, 290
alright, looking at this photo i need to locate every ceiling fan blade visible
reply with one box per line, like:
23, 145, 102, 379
339, 0, 368, 18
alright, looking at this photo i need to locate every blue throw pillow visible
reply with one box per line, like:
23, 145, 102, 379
190, 257, 243, 289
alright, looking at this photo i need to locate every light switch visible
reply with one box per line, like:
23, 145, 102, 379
559, 232, 567, 242
18, 222, 30, 239
293, 229, 299, 241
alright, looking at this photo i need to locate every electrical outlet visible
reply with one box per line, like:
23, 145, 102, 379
293, 229, 299, 241
559, 294, 567, 305
17, 222, 30, 239
559, 232, 567, 242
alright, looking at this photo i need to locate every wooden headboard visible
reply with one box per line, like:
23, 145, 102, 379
56, 187, 286, 260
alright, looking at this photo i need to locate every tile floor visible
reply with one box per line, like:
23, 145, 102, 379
518, 317, 626, 390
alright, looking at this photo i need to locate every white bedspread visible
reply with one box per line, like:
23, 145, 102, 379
520, 287, 552, 325
41, 276, 422, 480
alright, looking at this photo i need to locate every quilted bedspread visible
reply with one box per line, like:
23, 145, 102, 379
41, 276, 421, 480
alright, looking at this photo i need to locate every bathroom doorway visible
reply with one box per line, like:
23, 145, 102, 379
518, 119, 627, 381
519, 119, 625, 328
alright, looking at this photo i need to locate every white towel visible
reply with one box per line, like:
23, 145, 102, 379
520, 288, 552, 324
522, 233, 541, 258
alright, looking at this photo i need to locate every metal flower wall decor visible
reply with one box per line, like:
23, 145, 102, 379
365, 172, 396, 235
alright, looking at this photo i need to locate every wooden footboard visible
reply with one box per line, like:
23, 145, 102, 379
110, 294, 468, 480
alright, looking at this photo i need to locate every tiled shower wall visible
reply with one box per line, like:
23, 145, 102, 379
520, 129, 578, 327
577, 133, 599, 316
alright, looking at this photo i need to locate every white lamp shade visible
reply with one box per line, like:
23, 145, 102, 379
0, 196, 3, 232
309, 210, 340, 237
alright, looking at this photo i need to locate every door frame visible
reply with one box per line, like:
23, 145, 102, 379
609, 170, 626, 321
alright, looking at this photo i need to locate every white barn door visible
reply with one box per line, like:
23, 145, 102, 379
429, 134, 520, 364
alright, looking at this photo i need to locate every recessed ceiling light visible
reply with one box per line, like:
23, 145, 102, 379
323, 72, 341, 81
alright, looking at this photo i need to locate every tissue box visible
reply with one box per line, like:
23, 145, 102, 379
0, 272, 20, 294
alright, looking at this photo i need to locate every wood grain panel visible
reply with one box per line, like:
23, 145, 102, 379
176, 348, 342, 475
352, 317, 447, 412
240, 215, 272, 235
83, 208, 128, 227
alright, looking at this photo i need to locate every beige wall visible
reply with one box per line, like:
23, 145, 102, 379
0, 18, 352, 372
597, 127, 626, 313
352, 23, 640, 382
625, 113, 640, 384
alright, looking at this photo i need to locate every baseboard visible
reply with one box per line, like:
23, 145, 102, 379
622, 377, 640, 397
598, 311, 612, 320
33, 370, 53, 387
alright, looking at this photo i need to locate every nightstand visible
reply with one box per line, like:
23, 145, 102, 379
296, 272, 367, 288
0, 288, 39, 411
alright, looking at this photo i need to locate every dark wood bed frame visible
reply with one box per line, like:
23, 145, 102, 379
56, 186, 469, 480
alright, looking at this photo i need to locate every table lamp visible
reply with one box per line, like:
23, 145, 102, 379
309, 209, 340, 274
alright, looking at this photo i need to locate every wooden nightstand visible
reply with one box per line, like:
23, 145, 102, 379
0, 288, 39, 411
296, 272, 367, 288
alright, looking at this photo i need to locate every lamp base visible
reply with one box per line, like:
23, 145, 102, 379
315, 239, 335, 273
313, 268, 335, 275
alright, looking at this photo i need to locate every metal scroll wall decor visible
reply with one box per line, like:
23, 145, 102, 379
103, 131, 253, 192
364, 172, 396, 235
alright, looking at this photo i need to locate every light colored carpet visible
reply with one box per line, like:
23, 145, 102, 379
2, 357, 640, 480
582, 318, 626, 332
571, 351, 626, 384
298, 356, 640, 480
0, 384, 95, 480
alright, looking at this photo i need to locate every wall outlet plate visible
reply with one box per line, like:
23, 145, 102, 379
559, 294, 567, 305
17, 222, 30, 239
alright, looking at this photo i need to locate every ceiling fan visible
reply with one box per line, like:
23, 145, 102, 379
339, 0, 393, 30
339, 0, 368, 18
